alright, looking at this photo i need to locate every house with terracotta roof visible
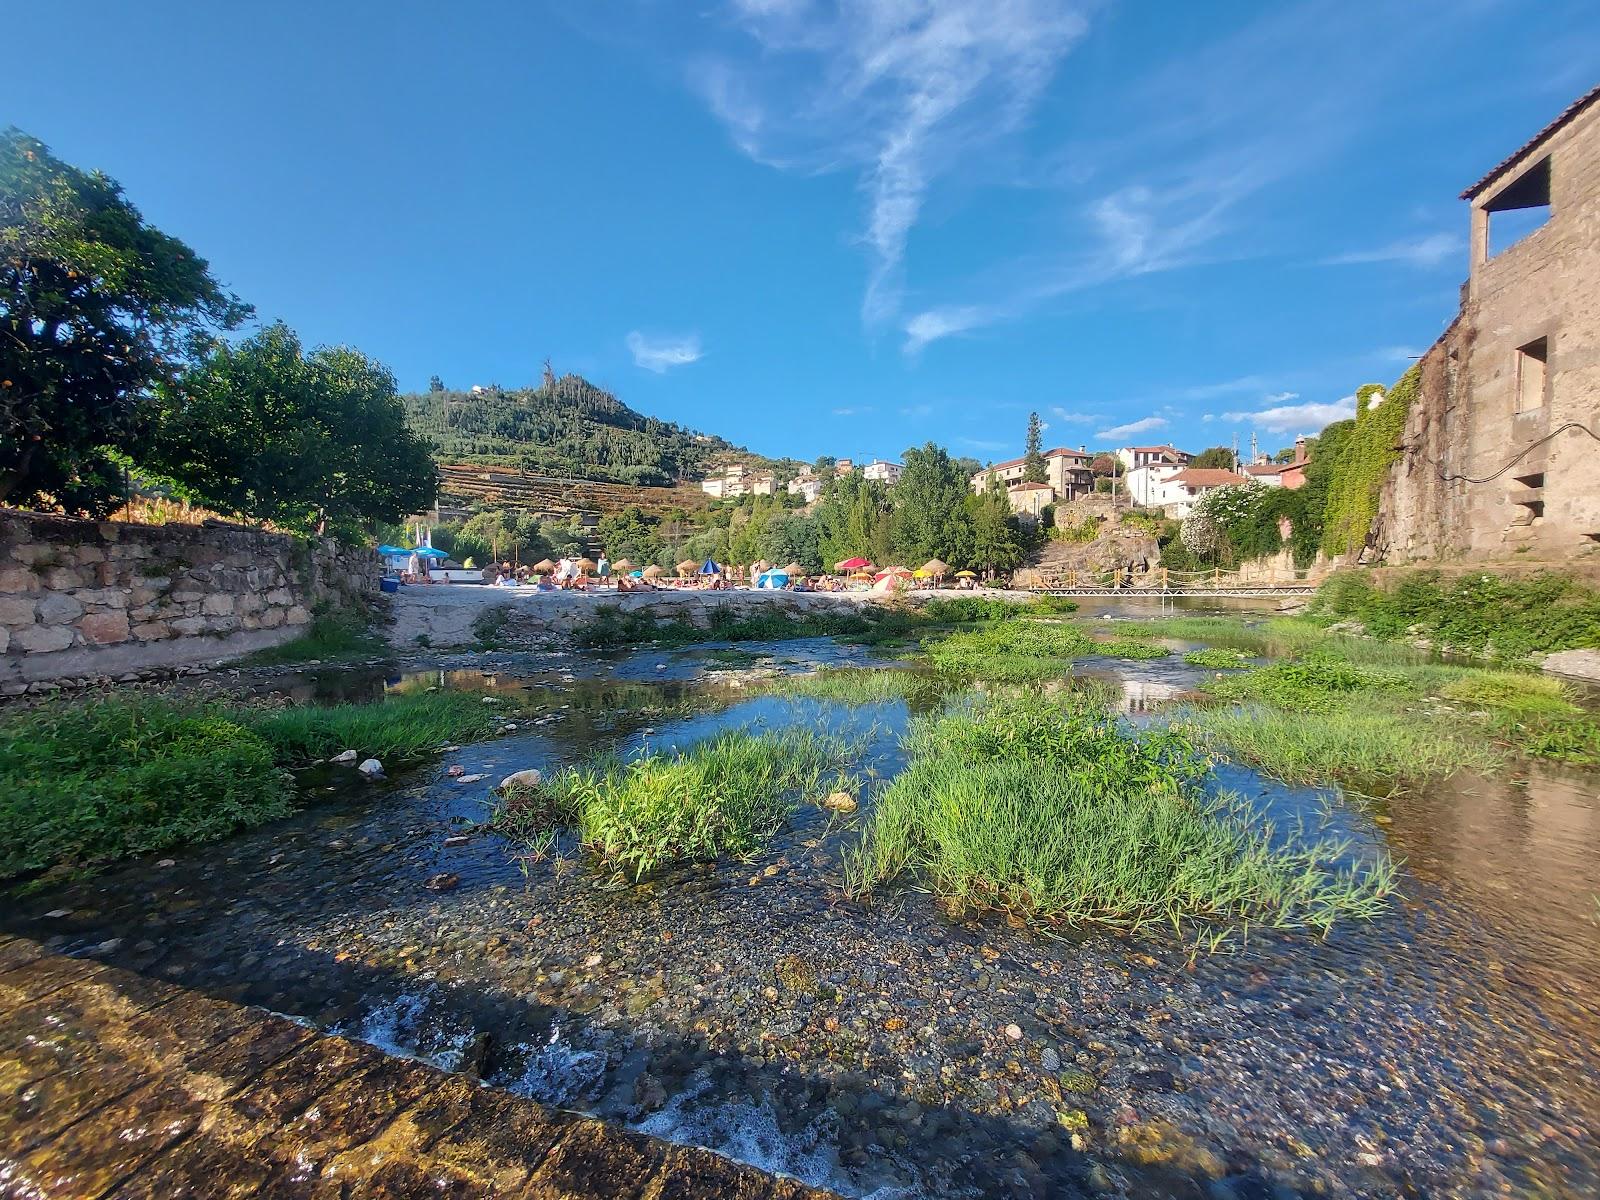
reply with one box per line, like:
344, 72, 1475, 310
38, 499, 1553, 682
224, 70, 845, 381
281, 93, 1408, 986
970, 446, 1094, 500
1115, 445, 1192, 472
1160, 468, 1249, 518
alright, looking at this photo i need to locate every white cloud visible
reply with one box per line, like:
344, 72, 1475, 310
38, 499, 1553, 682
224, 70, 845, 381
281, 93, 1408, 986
693, 1, 1091, 329
1223, 396, 1355, 435
1095, 415, 1168, 441
1319, 232, 1460, 268
832, 405, 874, 416
903, 305, 995, 353
899, 403, 934, 418
1050, 408, 1096, 425
626, 331, 703, 372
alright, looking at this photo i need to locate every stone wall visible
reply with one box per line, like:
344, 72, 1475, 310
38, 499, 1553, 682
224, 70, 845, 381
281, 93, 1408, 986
0, 510, 375, 690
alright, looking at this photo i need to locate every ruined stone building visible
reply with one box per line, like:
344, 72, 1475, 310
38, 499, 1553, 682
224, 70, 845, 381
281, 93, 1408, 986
1375, 84, 1600, 562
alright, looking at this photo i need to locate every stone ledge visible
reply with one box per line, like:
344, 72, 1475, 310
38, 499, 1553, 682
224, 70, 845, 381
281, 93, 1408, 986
0, 937, 838, 1199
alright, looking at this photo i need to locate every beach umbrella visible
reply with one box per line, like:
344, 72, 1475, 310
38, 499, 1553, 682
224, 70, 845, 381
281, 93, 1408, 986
700, 559, 722, 575
412, 546, 449, 559
575, 557, 597, 573
782, 561, 805, 576
629, 569, 644, 578
875, 566, 913, 579
532, 558, 556, 573
913, 568, 930, 579
921, 558, 949, 576
954, 570, 977, 578
612, 558, 634, 571
835, 556, 872, 572
377, 544, 409, 556
676, 559, 699, 576
756, 569, 789, 589
643, 565, 664, 578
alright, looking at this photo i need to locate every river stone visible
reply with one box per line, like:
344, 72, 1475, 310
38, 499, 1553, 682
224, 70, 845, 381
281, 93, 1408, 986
1541, 648, 1600, 682
329, 750, 358, 764
499, 769, 542, 791
822, 791, 857, 813
357, 759, 384, 780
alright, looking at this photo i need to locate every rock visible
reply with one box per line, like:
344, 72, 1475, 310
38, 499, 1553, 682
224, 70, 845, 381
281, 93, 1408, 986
454, 774, 488, 784
1059, 1069, 1097, 1093
1005, 1024, 1024, 1041
1041, 1047, 1061, 1073
330, 749, 358, 764
499, 768, 542, 792
155, 858, 176, 869
1541, 648, 1600, 682
633, 1071, 667, 1114
425, 872, 460, 892
446, 764, 465, 777
481, 695, 502, 705
44, 908, 73, 919
442, 835, 470, 847
822, 791, 857, 813
357, 758, 384, 780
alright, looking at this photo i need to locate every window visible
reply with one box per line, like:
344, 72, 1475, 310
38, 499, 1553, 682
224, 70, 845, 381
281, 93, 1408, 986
1486, 156, 1551, 256
1515, 337, 1548, 413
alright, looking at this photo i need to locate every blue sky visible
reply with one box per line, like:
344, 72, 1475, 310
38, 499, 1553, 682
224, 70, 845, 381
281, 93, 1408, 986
6, 1, 1597, 465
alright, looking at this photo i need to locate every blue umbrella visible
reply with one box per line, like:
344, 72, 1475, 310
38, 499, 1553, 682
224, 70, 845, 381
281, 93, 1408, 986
411, 546, 449, 558
377, 544, 409, 556
629, 569, 644, 578
756, 570, 789, 589
700, 559, 722, 575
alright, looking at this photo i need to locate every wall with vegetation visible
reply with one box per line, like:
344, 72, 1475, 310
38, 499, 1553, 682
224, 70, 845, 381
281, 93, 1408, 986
0, 511, 374, 691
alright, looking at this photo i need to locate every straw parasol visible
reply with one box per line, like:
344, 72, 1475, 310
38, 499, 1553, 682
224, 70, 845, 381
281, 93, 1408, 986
921, 558, 949, 577
642, 564, 664, 578
782, 561, 805, 576
676, 559, 698, 577
612, 557, 634, 571
532, 558, 556, 573
575, 557, 597, 574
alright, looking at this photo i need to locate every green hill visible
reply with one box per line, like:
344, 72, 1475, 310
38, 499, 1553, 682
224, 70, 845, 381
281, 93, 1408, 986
402, 374, 749, 487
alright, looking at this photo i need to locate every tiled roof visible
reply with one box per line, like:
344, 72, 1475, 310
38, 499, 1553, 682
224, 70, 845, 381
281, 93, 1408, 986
977, 446, 1092, 473
1462, 83, 1600, 200
1008, 482, 1054, 492
1170, 469, 1248, 487
1124, 445, 1189, 457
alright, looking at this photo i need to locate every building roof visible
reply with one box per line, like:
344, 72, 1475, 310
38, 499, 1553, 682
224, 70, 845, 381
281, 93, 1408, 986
1123, 444, 1190, 458
977, 446, 1092, 474
1242, 463, 1287, 476
1461, 83, 1600, 200
1008, 482, 1055, 492
1170, 468, 1248, 488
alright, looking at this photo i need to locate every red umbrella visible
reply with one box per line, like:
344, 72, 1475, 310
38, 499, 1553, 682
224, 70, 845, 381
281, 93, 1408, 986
835, 557, 873, 572
874, 566, 913, 579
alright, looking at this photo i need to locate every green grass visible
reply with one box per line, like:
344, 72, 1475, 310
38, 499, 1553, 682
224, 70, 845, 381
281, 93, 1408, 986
1123, 616, 1426, 666
496, 727, 860, 878
242, 611, 384, 665
926, 620, 1169, 682
244, 691, 509, 765
1183, 647, 1254, 670
1201, 659, 1419, 713
771, 666, 946, 707
0, 696, 293, 880
845, 693, 1394, 933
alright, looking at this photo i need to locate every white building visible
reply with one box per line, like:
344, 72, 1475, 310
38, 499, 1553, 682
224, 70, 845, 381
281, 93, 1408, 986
1159, 468, 1249, 518
1007, 482, 1055, 519
700, 463, 773, 499
1115, 445, 1191, 472
862, 460, 903, 485
787, 476, 824, 503
1125, 462, 1187, 507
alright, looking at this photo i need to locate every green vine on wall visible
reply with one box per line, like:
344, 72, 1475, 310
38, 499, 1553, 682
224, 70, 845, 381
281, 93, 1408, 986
1320, 366, 1420, 557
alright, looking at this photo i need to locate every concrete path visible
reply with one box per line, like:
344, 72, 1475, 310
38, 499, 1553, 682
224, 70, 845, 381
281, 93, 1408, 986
0, 934, 834, 1199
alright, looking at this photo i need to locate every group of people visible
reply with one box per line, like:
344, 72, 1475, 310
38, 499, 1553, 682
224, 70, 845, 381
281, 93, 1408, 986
490, 554, 663, 592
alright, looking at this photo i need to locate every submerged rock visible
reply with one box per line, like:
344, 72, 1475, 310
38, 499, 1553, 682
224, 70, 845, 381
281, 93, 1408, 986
330, 749, 358, 764
356, 758, 384, 780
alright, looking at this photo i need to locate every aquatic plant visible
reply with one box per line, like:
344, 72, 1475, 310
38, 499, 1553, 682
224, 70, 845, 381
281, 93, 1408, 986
847, 694, 1394, 933
0, 696, 292, 880
772, 666, 945, 707
1183, 647, 1254, 670
1124, 615, 1425, 666
503, 727, 860, 879
245, 691, 510, 765
1201, 659, 1419, 713
243, 611, 383, 665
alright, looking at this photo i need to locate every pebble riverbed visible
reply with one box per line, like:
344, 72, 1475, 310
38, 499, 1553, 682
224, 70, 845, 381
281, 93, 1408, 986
5, 625, 1599, 1199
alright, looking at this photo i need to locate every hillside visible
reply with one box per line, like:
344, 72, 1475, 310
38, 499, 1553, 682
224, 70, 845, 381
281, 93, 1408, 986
402, 374, 759, 488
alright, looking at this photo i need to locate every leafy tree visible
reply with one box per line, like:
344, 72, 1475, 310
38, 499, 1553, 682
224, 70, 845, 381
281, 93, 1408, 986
891, 442, 973, 566
1191, 446, 1236, 470
0, 128, 249, 514
814, 472, 891, 568
1022, 411, 1047, 483
146, 322, 435, 537
1090, 453, 1120, 478
428, 375, 446, 393
595, 505, 662, 563
966, 484, 1023, 573
812, 455, 836, 474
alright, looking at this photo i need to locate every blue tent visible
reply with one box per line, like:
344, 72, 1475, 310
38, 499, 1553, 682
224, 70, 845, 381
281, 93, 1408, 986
700, 559, 722, 575
756, 569, 789, 589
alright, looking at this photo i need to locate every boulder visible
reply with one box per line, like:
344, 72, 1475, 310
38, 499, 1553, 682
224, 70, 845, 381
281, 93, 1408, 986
499, 768, 542, 792
357, 758, 384, 780
329, 749, 358, 764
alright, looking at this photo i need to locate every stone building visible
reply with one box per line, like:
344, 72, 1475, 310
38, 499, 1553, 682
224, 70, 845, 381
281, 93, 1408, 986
1375, 84, 1600, 562
970, 447, 1094, 500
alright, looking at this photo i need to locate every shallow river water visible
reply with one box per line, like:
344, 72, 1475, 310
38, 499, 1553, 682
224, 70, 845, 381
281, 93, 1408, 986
7, 612, 1600, 1199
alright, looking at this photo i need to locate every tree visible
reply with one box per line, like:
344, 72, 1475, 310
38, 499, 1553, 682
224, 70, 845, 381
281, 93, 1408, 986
428, 375, 446, 393
0, 128, 249, 514
891, 442, 972, 565
1089, 453, 1120, 478
813, 454, 836, 474
145, 322, 435, 537
1022, 411, 1047, 483
967, 485, 1023, 573
1191, 446, 1236, 470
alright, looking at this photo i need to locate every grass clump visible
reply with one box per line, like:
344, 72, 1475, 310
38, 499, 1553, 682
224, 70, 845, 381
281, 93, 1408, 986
1202, 659, 1418, 713
921, 595, 1077, 623
773, 667, 945, 707
1184, 647, 1254, 670
846, 693, 1393, 933
245, 691, 507, 766
243, 611, 383, 666
0, 696, 292, 880
1126, 615, 1426, 667
497, 727, 859, 879
927, 621, 1091, 682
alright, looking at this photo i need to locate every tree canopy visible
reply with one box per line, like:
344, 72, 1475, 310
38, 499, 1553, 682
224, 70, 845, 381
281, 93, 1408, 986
145, 322, 436, 537
0, 127, 249, 515
1022, 411, 1047, 483
1190, 446, 1236, 470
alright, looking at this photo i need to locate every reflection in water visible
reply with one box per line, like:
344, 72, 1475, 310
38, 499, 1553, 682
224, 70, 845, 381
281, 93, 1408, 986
6, 626, 1600, 1198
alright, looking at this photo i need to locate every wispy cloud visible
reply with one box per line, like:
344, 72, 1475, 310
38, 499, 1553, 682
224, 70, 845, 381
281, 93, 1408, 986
1050, 408, 1097, 425
1224, 395, 1355, 435
899, 402, 934, 418
692, 1, 1092, 329
1319, 232, 1461, 268
1096, 415, 1168, 441
958, 436, 1009, 452
832, 405, 874, 417
626, 331, 703, 372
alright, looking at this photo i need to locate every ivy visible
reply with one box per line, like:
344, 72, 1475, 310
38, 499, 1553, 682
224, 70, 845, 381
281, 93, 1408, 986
1320, 366, 1420, 557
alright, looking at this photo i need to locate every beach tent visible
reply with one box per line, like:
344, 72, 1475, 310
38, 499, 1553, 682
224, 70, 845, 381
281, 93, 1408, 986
835, 557, 872, 572
756, 568, 789, 589
700, 559, 722, 575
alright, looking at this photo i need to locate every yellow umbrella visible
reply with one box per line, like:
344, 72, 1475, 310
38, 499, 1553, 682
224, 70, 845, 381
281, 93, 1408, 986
913, 568, 931, 578
575, 557, 597, 574
954, 570, 977, 578
532, 558, 556, 573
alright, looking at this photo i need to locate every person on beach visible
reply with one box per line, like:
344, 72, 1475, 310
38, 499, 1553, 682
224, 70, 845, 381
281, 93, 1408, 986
597, 553, 611, 587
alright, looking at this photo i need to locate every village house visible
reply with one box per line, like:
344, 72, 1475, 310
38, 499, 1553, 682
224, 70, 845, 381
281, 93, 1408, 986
787, 475, 824, 503
1115, 445, 1191, 472
1006, 482, 1055, 519
970, 446, 1094, 500
833, 458, 854, 477
1376, 84, 1600, 562
1240, 436, 1310, 490
1156, 468, 1250, 518
1124, 461, 1187, 507
862, 460, 903, 485
699, 463, 775, 499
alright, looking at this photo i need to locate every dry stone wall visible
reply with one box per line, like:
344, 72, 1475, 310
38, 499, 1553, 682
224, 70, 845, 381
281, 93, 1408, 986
0, 510, 375, 690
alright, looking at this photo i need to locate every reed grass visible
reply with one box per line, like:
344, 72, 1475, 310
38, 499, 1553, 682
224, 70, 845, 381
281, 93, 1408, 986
243, 612, 384, 665
926, 620, 1170, 681
244, 691, 508, 765
772, 667, 946, 707
1125, 616, 1426, 666
1183, 647, 1254, 670
846, 693, 1394, 933
498, 727, 861, 879
1201, 659, 1419, 713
